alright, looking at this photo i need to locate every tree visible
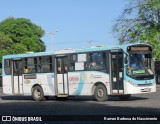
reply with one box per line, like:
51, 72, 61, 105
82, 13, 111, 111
0, 31, 13, 49
0, 31, 12, 64
10, 43, 28, 54
0, 17, 46, 64
0, 17, 46, 52
113, 0, 160, 60
0, 49, 9, 63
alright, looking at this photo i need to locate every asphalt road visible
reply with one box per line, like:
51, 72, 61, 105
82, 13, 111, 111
0, 87, 160, 123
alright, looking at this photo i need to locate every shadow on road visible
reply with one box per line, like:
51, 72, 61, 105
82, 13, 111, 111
0, 95, 148, 101
0, 96, 159, 124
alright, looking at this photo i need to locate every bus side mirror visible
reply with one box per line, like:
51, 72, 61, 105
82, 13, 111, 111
125, 56, 128, 64
125, 57, 127, 64
124, 53, 129, 66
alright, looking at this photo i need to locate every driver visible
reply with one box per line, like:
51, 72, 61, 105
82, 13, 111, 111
131, 59, 144, 70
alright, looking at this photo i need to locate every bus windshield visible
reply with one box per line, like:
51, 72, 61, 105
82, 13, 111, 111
127, 53, 154, 76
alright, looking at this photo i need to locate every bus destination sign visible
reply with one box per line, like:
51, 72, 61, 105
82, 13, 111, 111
127, 46, 151, 52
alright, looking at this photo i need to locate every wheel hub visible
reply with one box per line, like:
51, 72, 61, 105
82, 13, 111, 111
34, 89, 41, 98
97, 89, 104, 98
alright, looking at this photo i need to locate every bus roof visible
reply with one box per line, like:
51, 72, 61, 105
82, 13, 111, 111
2, 43, 150, 59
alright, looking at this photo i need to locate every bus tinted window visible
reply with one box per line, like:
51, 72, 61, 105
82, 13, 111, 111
70, 63, 75, 71
24, 58, 37, 73
40, 57, 52, 64
4, 59, 11, 75
71, 54, 77, 61
69, 54, 77, 71
38, 56, 52, 73
89, 52, 106, 70
24, 56, 53, 73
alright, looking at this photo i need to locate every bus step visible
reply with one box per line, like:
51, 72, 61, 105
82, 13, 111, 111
57, 94, 68, 97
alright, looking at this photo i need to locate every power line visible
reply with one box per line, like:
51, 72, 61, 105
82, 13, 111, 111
46, 40, 93, 45
45, 40, 106, 48
55, 41, 87, 44
88, 40, 94, 48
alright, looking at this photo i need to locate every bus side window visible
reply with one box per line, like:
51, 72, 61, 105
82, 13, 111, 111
38, 56, 52, 73
70, 63, 75, 71
69, 54, 77, 71
64, 65, 68, 73
4, 59, 11, 75
63, 57, 68, 73
57, 65, 62, 74
24, 58, 37, 73
88, 52, 106, 70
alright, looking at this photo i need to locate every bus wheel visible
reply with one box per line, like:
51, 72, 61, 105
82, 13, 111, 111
94, 84, 108, 102
32, 86, 45, 101
119, 94, 131, 101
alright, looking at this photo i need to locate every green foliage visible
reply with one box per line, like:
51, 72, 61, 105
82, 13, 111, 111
0, 49, 9, 62
10, 43, 28, 54
0, 17, 46, 63
0, 31, 13, 49
113, 0, 160, 60
0, 32, 12, 63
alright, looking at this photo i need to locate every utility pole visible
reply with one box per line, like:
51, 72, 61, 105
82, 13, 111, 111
88, 40, 94, 48
47, 30, 58, 50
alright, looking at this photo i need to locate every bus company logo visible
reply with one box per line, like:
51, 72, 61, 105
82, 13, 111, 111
82, 74, 87, 80
69, 76, 79, 82
90, 74, 102, 79
24, 79, 31, 84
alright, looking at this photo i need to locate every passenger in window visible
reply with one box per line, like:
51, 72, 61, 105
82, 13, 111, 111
90, 62, 97, 69
58, 66, 61, 73
64, 65, 68, 73
24, 66, 29, 73
90, 62, 102, 69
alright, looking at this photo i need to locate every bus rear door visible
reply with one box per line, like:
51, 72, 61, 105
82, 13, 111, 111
55, 57, 68, 97
110, 50, 124, 94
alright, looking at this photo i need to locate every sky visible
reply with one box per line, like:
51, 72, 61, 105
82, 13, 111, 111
0, 0, 126, 51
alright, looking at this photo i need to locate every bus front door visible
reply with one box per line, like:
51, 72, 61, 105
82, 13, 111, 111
110, 52, 124, 94
12, 60, 23, 95
55, 57, 68, 97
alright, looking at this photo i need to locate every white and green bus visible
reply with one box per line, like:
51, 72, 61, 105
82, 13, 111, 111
2, 43, 156, 102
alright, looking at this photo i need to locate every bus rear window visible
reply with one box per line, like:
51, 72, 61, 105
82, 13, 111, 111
4, 59, 11, 75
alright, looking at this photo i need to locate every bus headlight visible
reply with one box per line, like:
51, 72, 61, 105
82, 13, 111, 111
128, 80, 138, 87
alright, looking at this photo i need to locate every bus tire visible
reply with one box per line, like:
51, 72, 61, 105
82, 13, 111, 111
94, 84, 108, 102
32, 86, 45, 101
119, 94, 131, 101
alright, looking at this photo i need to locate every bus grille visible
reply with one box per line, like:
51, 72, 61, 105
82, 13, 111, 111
137, 83, 153, 86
